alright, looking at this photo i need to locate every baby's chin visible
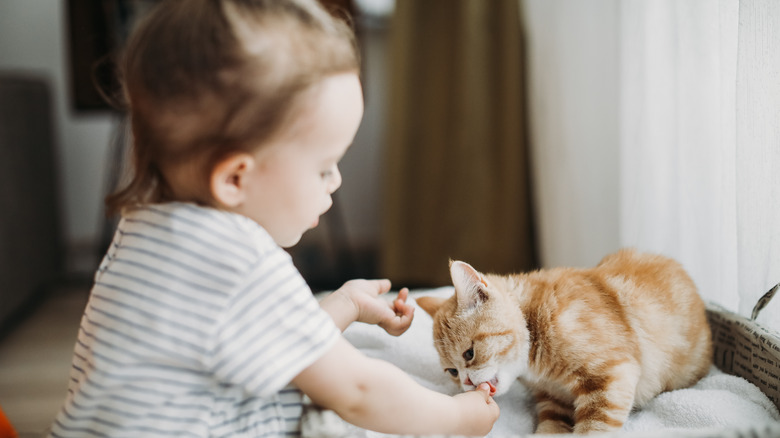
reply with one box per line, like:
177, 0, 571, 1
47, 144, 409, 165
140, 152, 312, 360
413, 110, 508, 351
278, 217, 322, 247
276, 232, 303, 248
274, 221, 319, 248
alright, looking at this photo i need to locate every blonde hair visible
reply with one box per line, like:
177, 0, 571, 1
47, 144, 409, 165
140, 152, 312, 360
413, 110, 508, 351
106, 0, 359, 216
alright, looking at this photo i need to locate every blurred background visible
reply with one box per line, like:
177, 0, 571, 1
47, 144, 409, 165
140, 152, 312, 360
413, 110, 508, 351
0, 0, 779, 434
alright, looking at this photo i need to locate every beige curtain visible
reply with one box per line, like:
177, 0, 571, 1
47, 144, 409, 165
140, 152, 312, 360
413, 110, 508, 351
381, 0, 537, 287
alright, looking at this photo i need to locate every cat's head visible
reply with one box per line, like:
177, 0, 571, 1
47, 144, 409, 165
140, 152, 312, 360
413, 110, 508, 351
417, 260, 529, 397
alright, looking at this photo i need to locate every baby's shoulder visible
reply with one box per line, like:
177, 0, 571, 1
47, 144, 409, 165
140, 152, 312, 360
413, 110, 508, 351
121, 203, 280, 273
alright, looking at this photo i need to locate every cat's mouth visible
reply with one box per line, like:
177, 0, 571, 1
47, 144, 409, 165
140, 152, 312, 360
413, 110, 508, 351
471, 377, 499, 396
465, 374, 500, 396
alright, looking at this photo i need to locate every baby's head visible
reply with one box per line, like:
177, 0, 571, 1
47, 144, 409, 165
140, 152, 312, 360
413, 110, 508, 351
108, 0, 362, 245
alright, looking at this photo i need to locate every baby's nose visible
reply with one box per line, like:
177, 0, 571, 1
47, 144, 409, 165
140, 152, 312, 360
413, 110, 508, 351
327, 167, 342, 194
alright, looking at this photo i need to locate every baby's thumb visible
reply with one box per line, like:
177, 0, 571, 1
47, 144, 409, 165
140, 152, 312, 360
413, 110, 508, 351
475, 383, 492, 401
475, 383, 500, 424
372, 278, 392, 295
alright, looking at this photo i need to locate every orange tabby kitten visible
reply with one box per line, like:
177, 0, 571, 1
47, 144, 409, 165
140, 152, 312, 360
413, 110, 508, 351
417, 249, 712, 434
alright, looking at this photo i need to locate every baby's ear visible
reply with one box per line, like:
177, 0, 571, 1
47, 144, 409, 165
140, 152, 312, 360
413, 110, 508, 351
211, 153, 254, 207
450, 260, 489, 311
416, 296, 446, 317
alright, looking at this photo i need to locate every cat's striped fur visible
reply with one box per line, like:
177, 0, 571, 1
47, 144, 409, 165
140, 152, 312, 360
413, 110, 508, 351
417, 249, 712, 434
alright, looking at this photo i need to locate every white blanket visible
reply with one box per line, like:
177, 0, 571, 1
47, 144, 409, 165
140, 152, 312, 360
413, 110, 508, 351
319, 287, 780, 437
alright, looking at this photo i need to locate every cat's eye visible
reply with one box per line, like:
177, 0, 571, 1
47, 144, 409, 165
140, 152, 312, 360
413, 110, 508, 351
445, 368, 458, 377
463, 347, 474, 361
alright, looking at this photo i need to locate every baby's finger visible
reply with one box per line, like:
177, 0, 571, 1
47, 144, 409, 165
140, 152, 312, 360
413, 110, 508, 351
382, 306, 414, 335
397, 287, 409, 303
398, 304, 414, 324
393, 288, 411, 312
372, 279, 392, 296
475, 383, 494, 401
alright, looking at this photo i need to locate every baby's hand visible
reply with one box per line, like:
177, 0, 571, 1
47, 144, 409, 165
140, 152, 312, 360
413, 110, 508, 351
452, 383, 500, 436
382, 287, 414, 336
335, 279, 414, 336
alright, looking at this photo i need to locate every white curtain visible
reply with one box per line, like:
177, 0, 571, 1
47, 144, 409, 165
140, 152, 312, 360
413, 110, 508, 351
523, 0, 780, 331
620, 0, 780, 330
521, 0, 621, 269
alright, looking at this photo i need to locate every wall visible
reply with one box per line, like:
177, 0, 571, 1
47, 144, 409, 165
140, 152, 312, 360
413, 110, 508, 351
0, 1, 389, 278
3, 0, 622, 278
0, 0, 115, 273
521, 0, 621, 268
287, 15, 390, 288
334, 20, 389, 251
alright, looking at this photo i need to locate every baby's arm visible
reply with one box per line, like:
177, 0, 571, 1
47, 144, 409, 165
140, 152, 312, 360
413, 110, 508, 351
292, 337, 499, 436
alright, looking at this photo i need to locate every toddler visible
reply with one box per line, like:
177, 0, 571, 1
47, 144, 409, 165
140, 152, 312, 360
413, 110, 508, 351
49, 0, 499, 437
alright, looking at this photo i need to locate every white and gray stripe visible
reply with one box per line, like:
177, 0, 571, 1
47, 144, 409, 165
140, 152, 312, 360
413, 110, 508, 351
49, 203, 340, 437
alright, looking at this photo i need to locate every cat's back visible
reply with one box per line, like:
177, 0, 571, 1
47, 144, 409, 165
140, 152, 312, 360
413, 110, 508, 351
512, 249, 707, 335
515, 249, 711, 405
594, 248, 704, 316
594, 249, 712, 402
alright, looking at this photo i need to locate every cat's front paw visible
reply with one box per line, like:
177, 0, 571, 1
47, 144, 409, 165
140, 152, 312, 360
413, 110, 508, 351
534, 391, 574, 434
535, 419, 573, 435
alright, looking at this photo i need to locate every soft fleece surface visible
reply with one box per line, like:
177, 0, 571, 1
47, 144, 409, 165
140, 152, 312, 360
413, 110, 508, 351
309, 287, 780, 437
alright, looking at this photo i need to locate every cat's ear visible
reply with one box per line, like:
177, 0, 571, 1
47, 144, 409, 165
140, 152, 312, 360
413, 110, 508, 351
450, 260, 489, 311
416, 296, 446, 317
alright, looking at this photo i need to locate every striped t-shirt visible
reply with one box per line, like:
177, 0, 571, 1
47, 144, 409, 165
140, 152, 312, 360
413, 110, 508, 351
49, 203, 341, 437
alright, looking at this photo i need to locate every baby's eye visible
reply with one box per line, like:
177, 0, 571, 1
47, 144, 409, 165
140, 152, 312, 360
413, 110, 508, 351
445, 368, 458, 378
463, 347, 474, 361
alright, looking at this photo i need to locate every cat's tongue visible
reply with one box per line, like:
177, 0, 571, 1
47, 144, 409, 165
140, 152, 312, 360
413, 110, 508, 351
485, 381, 497, 396
475, 379, 498, 396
